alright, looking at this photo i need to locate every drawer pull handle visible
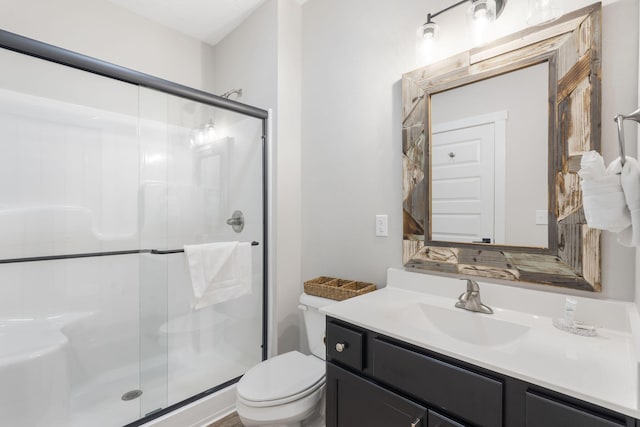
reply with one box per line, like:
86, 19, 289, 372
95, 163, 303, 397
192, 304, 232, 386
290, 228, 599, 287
335, 342, 346, 353
410, 418, 421, 427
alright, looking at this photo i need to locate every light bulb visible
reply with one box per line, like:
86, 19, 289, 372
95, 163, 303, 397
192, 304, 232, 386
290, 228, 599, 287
416, 22, 436, 65
473, 4, 488, 19
204, 121, 216, 143
422, 21, 437, 39
468, 0, 496, 45
470, 0, 496, 22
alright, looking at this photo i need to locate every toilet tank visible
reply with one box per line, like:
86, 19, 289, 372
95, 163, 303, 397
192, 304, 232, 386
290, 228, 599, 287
299, 293, 334, 360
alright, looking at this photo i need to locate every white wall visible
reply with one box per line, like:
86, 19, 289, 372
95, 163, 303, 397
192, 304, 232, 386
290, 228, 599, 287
214, 0, 302, 355
213, 1, 278, 110
0, 0, 216, 92
275, 0, 303, 354
301, 0, 639, 301
637, 3, 640, 308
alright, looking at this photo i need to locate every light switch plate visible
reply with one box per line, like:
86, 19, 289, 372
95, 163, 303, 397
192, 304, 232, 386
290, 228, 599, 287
376, 214, 388, 237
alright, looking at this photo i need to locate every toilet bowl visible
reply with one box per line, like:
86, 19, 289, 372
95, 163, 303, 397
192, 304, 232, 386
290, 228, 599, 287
235, 293, 333, 427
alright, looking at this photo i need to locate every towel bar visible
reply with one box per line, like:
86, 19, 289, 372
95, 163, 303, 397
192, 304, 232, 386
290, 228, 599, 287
614, 106, 640, 167
0, 242, 261, 263
150, 241, 260, 255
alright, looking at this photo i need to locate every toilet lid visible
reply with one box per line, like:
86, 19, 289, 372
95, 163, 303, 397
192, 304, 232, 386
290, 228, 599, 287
237, 351, 325, 404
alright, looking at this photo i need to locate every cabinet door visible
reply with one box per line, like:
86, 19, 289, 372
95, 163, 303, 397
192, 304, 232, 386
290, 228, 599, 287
525, 392, 626, 427
327, 363, 426, 427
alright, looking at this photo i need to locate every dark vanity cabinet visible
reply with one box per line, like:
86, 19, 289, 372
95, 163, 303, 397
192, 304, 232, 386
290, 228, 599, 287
326, 317, 637, 427
328, 364, 426, 426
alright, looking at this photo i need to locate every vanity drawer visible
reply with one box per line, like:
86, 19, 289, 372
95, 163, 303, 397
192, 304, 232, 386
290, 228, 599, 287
525, 392, 626, 427
326, 321, 364, 371
428, 410, 468, 427
372, 338, 502, 427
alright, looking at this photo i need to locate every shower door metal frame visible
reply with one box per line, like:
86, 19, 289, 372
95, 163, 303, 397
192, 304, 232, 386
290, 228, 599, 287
0, 29, 270, 427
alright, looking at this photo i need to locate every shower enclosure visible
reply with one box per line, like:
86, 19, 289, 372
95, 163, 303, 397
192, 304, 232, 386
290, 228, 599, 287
0, 31, 268, 427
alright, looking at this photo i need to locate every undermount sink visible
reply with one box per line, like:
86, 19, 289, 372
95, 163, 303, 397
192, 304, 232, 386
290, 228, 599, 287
396, 302, 530, 347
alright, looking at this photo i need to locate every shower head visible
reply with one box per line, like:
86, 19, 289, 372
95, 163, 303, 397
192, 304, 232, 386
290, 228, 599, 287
220, 88, 243, 99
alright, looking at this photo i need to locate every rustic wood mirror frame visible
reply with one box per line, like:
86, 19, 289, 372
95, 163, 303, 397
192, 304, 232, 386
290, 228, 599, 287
402, 3, 602, 292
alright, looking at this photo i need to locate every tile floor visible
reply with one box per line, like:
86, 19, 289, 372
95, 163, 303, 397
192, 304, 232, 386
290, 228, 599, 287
207, 411, 243, 427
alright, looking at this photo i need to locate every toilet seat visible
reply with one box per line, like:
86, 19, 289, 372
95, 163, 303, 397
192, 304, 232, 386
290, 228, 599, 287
237, 351, 325, 408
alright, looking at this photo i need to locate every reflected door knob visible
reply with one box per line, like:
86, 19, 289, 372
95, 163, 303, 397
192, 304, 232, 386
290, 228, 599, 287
335, 342, 345, 353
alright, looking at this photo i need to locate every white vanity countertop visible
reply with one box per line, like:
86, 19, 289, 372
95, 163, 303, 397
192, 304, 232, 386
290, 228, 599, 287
321, 268, 640, 418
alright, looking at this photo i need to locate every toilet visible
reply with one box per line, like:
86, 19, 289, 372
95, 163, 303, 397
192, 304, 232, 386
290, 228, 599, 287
235, 293, 333, 427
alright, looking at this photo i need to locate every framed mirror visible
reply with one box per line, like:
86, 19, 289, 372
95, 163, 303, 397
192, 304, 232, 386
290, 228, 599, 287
402, 3, 602, 291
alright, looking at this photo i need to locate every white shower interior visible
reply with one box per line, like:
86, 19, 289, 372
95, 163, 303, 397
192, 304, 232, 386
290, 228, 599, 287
0, 47, 265, 427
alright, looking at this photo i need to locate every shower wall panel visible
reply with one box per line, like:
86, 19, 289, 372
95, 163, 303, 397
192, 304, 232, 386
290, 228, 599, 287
0, 49, 140, 259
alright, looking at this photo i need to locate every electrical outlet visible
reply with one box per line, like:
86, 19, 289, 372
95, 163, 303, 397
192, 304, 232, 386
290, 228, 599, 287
376, 215, 388, 237
536, 210, 548, 225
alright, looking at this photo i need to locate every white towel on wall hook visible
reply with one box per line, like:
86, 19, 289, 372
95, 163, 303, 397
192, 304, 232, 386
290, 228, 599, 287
579, 151, 631, 232
615, 156, 640, 247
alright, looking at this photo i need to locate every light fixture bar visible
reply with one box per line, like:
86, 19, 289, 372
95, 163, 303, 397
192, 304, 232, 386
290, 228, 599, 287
426, 0, 506, 21
430, 0, 468, 19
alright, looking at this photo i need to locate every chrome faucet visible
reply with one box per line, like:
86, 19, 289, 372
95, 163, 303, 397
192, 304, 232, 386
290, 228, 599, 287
455, 279, 493, 314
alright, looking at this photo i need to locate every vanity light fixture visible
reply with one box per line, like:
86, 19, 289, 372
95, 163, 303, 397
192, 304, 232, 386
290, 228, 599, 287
470, 0, 497, 21
422, 14, 438, 39
418, 0, 506, 42
190, 120, 217, 148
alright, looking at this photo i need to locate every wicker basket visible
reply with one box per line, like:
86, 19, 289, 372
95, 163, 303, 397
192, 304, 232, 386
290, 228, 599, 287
304, 276, 376, 301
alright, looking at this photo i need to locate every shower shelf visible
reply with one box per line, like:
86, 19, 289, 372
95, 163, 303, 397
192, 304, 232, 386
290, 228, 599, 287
0, 242, 260, 264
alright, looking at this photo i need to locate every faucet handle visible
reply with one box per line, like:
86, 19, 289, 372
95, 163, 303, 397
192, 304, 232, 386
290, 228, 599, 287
466, 279, 480, 292
456, 279, 493, 314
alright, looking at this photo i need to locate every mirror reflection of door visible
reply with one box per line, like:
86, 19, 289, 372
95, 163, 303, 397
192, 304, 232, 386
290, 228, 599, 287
430, 62, 549, 248
431, 116, 504, 244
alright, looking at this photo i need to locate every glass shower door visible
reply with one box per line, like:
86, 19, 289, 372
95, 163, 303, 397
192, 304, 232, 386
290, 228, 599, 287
139, 88, 265, 413
0, 36, 266, 427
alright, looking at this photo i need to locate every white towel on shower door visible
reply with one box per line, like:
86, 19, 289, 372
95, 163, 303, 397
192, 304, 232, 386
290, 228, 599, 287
184, 241, 252, 309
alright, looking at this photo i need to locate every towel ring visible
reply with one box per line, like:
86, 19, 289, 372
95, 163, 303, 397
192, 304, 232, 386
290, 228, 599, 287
614, 106, 640, 167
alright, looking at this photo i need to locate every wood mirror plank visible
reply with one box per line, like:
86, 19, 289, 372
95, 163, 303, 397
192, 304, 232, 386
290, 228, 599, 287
402, 3, 602, 291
